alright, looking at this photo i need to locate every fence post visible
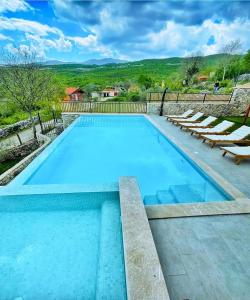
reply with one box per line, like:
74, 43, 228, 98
229, 92, 233, 103
16, 133, 22, 145
90, 101, 92, 113
119, 100, 121, 113
37, 112, 44, 134
52, 110, 56, 126
203, 93, 207, 103
176, 92, 179, 103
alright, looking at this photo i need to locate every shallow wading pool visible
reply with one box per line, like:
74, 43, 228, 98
0, 191, 126, 299
11, 115, 231, 204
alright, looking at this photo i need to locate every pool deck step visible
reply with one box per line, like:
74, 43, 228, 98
95, 200, 126, 300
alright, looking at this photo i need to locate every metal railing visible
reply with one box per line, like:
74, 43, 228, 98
147, 92, 233, 103
62, 101, 147, 114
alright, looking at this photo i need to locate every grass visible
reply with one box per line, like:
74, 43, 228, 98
0, 109, 60, 127
217, 116, 250, 132
0, 158, 22, 175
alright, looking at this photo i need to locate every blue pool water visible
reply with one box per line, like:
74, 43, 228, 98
12, 115, 231, 204
0, 191, 126, 299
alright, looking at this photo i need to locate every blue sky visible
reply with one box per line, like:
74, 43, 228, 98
0, 0, 250, 62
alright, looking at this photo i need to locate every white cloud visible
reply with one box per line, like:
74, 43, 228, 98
0, 33, 12, 40
146, 18, 250, 58
1, 16, 72, 58
68, 34, 113, 57
0, 0, 31, 13
0, 17, 61, 36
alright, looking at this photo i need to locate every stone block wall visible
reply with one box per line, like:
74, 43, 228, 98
0, 134, 50, 185
147, 87, 250, 116
62, 113, 80, 128
0, 116, 39, 139
0, 139, 40, 162
147, 101, 247, 116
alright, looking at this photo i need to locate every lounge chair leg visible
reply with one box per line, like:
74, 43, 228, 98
235, 157, 241, 165
191, 132, 193, 135
211, 142, 215, 148
202, 139, 206, 143
222, 150, 227, 157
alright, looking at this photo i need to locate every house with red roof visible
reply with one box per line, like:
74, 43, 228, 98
64, 87, 85, 102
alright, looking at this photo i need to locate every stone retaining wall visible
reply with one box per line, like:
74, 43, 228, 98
0, 139, 40, 162
0, 134, 50, 185
148, 87, 250, 115
62, 113, 80, 128
0, 116, 39, 139
147, 101, 247, 116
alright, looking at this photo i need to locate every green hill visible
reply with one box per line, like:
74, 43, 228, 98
46, 54, 229, 87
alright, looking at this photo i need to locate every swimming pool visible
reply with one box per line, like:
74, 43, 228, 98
11, 115, 231, 204
0, 191, 126, 299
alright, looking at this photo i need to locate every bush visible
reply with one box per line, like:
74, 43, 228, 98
0, 102, 16, 118
128, 93, 141, 102
220, 79, 233, 88
111, 96, 127, 102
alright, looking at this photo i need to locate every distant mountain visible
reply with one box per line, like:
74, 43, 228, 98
44, 60, 69, 65
82, 58, 128, 65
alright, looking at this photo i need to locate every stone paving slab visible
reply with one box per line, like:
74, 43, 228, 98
150, 214, 250, 300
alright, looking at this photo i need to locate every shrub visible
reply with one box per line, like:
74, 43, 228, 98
128, 93, 141, 102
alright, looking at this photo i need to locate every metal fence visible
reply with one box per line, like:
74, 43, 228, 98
147, 92, 233, 103
62, 101, 147, 113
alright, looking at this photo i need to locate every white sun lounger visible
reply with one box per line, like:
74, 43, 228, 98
190, 120, 234, 138
166, 109, 193, 120
221, 146, 250, 164
179, 116, 217, 130
171, 112, 204, 124
201, 125, 250, 148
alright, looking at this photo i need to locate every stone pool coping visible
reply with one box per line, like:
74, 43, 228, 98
145, 115, 250, 219
119, 177, 170, 300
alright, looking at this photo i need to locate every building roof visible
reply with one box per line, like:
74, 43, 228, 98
102, 87, 121, 92
65, 87, 82, 95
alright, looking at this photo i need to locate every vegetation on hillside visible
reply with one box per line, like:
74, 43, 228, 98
0, 41, 250, 126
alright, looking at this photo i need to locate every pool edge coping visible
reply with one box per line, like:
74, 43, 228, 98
145, 115, 250, 219
119, 176, 170, 300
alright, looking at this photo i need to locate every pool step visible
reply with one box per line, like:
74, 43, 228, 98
95, 200, 126, 300
156, 190, 177, 204
169, 184, 205, 203
144, 195, 160, 205
144, 191, 177, 205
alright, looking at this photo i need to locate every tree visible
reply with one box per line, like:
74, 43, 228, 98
138, 75, 153, 89
182, 52, 203, 85
0, 47, 62, 139
220, 40, 242, 81
83, 83, 101, 100
243, 49, 250, 72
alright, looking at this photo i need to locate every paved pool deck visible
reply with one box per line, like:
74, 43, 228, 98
149, 116, 250, 300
